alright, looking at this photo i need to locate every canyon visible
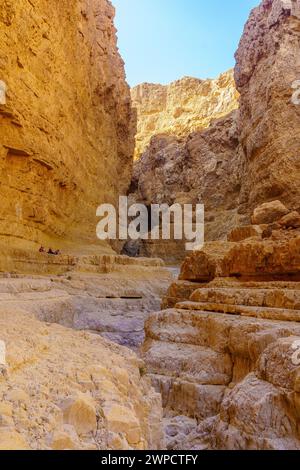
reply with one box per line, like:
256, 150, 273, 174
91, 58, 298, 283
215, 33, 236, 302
0, 0, 299, 452
0, 0, 135, 254
130, 0, 300, 263
0, 0, 166, 450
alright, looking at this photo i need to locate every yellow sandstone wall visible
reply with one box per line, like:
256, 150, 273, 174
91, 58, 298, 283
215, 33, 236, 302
0, 0, 135, 253
131, 70, 239, 160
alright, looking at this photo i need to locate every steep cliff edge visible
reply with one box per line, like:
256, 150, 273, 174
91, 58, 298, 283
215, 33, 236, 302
0, 0, 135, 253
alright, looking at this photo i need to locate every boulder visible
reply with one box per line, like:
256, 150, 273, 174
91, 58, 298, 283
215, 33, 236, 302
252, 201, 289, 225
60, 393, 97, 436
279, 211, 300, 229
0, 430, 29, 450
179, 242, 234, 282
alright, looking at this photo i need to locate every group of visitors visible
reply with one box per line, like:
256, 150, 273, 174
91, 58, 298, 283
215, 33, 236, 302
39, 246, 61, 256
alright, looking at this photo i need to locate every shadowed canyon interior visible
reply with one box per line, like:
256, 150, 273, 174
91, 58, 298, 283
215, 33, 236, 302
0, 0, 300, 451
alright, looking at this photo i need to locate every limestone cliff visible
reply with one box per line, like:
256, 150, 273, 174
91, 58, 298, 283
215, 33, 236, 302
235, 0, 300, 215
131, 110, 242, 263
129, 73, 241, 262
131, 70, 239, 160
130, 0, 300, 264
0, 0, 135, 253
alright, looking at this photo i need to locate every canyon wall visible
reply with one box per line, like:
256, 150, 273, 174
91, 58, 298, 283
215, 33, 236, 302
131, 71, 239, 160
130, 72, 240, 262
130, 0, 300, 263
235, 0, 300, 216
131, 110, 242, 263
0, 1, 169, 451
139, 2, 300, 448
0, 0, 135, 253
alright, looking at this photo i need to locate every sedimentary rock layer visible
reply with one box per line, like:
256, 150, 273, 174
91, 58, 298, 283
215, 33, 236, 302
131, 70, 239, 160
0, 0, 135, 252
0, 306, 164, 450
144, 307, 300, 450
143, 209, 300, 450
235, 0, 300, 215
130, 0, 300, 263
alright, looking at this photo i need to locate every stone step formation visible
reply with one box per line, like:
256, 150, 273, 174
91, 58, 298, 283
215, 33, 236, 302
176, 301, 300, 323
0, 254, 171, 450
142, 201, 300, 450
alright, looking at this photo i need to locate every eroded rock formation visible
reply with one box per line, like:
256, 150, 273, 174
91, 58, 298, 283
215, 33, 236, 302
143, 204, 300, 450
0, 0, 135, 253
235, 0, 300, 215
131, 70, 239, 160
130, 0, 300, 263
0, 306, 164, 450
131, 110, 241, 263
130, 72, 240, 261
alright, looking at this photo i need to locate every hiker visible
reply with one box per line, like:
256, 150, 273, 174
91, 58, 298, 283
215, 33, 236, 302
39, 246, 45, 253
54, 249, 61, 256
48, 248, 55, 255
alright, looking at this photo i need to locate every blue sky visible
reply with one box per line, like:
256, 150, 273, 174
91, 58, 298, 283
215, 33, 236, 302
112, 0, 260, 87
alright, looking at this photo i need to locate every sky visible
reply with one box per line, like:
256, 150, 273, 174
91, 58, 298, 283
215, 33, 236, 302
112, 0, 260, 87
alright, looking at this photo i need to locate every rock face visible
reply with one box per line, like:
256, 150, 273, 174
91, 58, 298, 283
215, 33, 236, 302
131, 110, 241, 262
0, 0, 135, 253
235, 0, 300, 215
0, 307, 164, 450
130, 74, 241, 262
131, 70, 239, 160
143, 207, 300, 450
0, 251, 172, 348
130, 0, 300, 263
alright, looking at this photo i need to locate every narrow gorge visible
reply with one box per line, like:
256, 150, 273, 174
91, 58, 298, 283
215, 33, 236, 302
0, 0, 300, 453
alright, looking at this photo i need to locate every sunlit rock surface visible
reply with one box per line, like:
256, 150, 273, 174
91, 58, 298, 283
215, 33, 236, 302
130, 0, 300, 263
143, 205, 300, 450
131, 70, 239, 160
0, 0, 135, 253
